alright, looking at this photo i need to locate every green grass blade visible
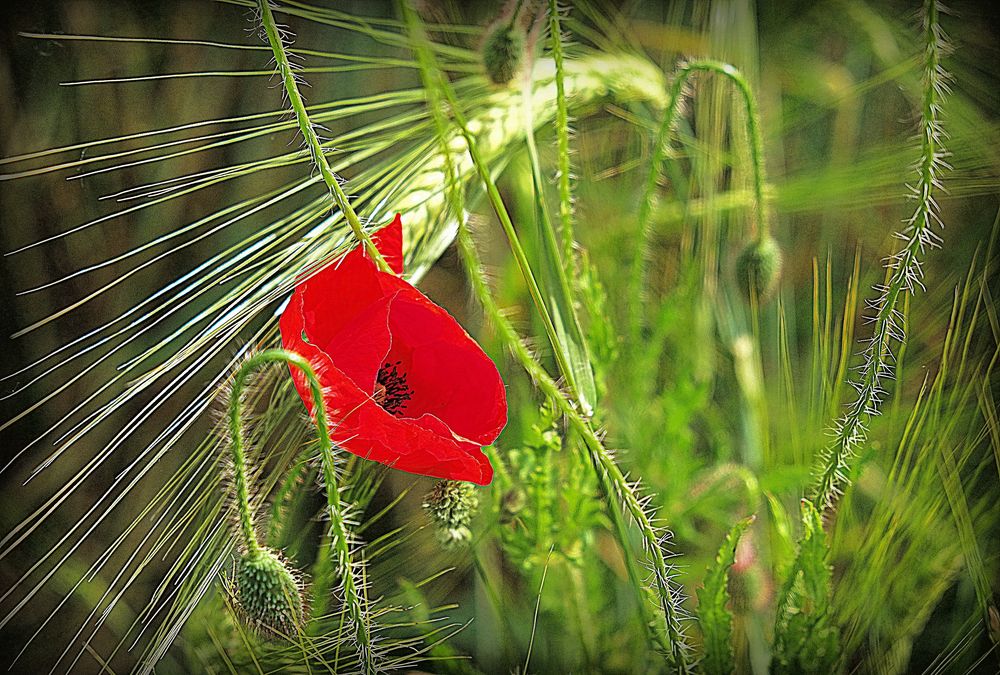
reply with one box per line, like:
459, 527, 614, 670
696, 515, 755, 675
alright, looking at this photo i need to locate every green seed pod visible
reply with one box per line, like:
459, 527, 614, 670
423, 479, 479, 548
232, 547, 305, 639
481, 23, 525, 85
735, 236, 783, 299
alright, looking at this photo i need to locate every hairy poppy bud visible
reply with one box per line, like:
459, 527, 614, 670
482, 23, 525, 85
233, 548, 304, 639
423, 479, 479, 548
735, 236, 782, 299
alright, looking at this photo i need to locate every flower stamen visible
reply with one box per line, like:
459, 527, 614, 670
374, 360, 412, 416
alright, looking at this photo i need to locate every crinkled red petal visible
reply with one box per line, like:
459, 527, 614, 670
278, 213, 504, 485
378, 283, 507, 445
280, 290, 493, 484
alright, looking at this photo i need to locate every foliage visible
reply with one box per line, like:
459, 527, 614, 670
0, 1, 998, 674
772, 502, 839, 674
696, 515, 754, 675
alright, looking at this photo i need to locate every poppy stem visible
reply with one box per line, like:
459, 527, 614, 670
227, 357, 264, 556
256, 0, 392, 274
227, 348, 375, 671
628, 59, 769, 338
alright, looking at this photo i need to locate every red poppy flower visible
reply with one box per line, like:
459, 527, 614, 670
279, 214, 506, 485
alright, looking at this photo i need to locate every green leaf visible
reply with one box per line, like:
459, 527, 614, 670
773, 501, 840, 675
696, 515, 755, 675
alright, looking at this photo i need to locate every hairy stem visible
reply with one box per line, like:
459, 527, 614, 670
257, 0, 390, 272
548, 0, 576, 272
810, 0, 948, 511
227, 357, 266, 556
227, 348, 374, 671
520, 49, 597, 414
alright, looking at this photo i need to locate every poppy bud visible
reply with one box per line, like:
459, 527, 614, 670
232, 547, 305, 639
481, 23, 525, 85
423, 480, 479, 548
735, 236, 782, 299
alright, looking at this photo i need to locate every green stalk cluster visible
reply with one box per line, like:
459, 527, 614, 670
400, 3, 691, 669
628, 59, 778, 322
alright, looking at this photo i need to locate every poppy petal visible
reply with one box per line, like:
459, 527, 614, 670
369, 213, 404, 275
345, 403, 494, 485
381, 287, 507, 445
279, 288, 343, 419
321, 292, 395, 394
281, 283, 493, 484
279, 213, 505, 485
296, 249, 385, 349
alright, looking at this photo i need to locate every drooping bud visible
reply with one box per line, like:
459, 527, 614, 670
423, 479, 479, 548
735, 236, 783, 299
232, 547, 305, 639
481, 22, 526, 85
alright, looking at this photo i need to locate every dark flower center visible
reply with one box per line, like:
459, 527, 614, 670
373, 360, 412, 417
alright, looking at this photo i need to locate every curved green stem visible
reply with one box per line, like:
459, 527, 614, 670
227, 355, 267, 556
227, 348, 374, 672
257, 0, 390, 273
629, 59, 769, 338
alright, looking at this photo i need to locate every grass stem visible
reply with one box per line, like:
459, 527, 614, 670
257, 0, 390, 272
810, 0, 948, 511
548, 0, 576, 272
